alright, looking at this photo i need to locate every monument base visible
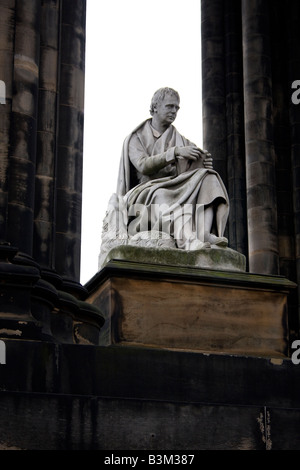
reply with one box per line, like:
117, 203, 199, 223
99, 243, 247, 273
86, 258, 296, 358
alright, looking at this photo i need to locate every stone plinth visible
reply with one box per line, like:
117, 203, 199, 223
99, 244, 247, 273
86, 259, 296, 358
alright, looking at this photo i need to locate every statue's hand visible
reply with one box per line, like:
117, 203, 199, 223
200, 149, 214, 169
175, 145, 202, 161
203, 156, 213, 169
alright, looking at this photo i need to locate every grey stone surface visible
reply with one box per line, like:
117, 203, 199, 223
100, 243, 246, 273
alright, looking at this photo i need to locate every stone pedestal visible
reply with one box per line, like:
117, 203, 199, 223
86, 258, 296, 358
99, 244, 247, 273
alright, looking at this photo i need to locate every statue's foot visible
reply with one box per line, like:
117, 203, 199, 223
205, 233, 228, 247
188, 239, 211, 250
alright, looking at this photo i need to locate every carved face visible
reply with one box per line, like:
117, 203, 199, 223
154, 95, 180, 126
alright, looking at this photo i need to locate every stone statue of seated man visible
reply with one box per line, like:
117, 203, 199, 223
99, 87, 230, 266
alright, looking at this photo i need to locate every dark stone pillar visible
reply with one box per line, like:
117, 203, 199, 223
224, 0, 248, 259
288, 1, 300, 332
0, 0, 104, 343
201, 0, 300, 336
0, 1, 47, 341
242, 0, 279, 275
7, 0, 41, 256
55, 0, 86, 290
33, 0, 61, 280
201, 0, 227, 182
268, 0, 298, 339
0, 0, 15, 243
202, 0, 248, 258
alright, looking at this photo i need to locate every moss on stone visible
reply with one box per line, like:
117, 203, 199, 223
101, 244, 247, 273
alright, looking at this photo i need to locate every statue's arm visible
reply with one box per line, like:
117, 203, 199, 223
128, 133, 213, 177
177, 137, 214, 170
129, 134, 176, 176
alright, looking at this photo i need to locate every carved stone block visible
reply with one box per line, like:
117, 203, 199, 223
86, 260, 296, 358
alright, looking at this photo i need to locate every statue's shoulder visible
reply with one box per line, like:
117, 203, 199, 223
122, 119, 150, 148
130, 119, 150, 137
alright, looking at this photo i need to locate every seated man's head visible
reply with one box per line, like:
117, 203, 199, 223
150, 87, 180, 128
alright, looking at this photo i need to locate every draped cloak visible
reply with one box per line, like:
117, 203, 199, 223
116, 119, 229, 248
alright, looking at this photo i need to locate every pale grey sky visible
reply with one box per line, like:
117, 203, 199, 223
81, 0, 202, 284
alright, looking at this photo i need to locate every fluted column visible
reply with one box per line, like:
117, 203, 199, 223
202, 0, 248, 257
288, 1, 300, 328
7, 0, 41, 256
201, 0, 227, 182
242, 0, 279, 274
34, 0, 61, 279
0, 0, 15, 243
55, 0, 86, 289
224, 0, 248, 258
0, 0, 104, 343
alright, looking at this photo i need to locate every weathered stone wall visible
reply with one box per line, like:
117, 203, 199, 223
1, 340, 300, 450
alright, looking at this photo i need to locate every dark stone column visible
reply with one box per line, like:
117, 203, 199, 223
0, 0, 49, 341
224, 0, 248, 259
7, 0, 41, 256
268, 0, 298, 339
201, 0, 300, 334
55, 0, 86, 290
0, 0, 104, 343
34, 0, 61, 281
242, 0, 279, 275
201, 0, 227, 182
201, 0, 248, 258
288, 1, 300, 333
0, 0, 15, 243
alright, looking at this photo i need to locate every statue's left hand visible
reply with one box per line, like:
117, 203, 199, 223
200, 149, 213, 169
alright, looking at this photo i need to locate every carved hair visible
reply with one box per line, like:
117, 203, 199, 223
149, 87, 180, 116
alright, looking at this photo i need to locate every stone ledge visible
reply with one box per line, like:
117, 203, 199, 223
89, 259, 295, 292
100, 243, 247, 273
